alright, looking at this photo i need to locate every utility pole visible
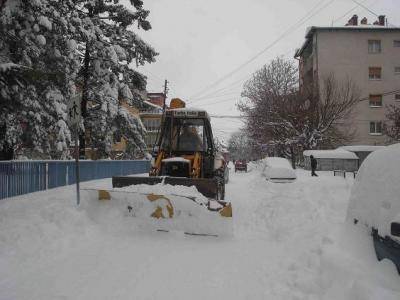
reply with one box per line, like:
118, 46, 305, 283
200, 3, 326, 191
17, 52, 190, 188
152, 80, 168, 155
79, 43, 90, 159
163, 79, 168, 111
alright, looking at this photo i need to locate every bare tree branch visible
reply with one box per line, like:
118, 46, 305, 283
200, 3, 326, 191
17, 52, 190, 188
238, 58, 360, 163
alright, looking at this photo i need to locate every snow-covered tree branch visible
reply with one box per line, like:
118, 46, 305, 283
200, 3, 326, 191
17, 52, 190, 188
0, 0, 157, 159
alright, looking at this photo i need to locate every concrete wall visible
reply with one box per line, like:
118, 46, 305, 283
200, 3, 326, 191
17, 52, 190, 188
314, 29, 400, 145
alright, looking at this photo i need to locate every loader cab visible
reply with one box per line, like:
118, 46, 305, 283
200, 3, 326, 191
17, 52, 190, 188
155, 108, 216, 178
161, 117, 212, 153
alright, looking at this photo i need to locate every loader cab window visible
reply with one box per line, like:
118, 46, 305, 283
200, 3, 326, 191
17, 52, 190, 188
162, 118, 210, 152
178, 124, 203, 151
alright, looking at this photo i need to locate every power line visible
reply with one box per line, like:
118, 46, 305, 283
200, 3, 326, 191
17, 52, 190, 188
204, 88, 400, 116
188, 74, 250, 103
189, 0, 334, 103
189, 0, 339, 105
350, 0, 379, 17
191, 0, 400, 110
350, 0, 399, 27
188, 0, 336, 100
141, 67, 181, 96
211, 115, 243, 119
332, 0, 371, 24
359, 89, 400, 102
190, 90, 242, 102
192, 0, 399, 110
199, 96, 242, 106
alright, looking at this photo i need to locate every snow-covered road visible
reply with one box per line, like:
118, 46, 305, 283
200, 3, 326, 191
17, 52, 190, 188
1, 163, 399, 299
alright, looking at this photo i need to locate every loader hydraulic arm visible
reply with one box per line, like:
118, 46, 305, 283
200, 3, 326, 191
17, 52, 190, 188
191, 152, 202, 178
150, 150, 165, 176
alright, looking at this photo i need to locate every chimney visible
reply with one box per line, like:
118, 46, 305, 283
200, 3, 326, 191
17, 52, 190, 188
361, 17, 368, 25
346, 14, 358, 26
378, 15, 386, 26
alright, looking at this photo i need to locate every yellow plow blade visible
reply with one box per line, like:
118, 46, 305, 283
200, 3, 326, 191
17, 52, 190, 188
82, 189, 232, 237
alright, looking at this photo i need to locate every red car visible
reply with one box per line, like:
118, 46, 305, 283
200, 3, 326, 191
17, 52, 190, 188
234, 160, 247, 172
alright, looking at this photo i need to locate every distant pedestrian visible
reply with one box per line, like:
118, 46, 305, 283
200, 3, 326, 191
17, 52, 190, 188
310, 155, 318, 177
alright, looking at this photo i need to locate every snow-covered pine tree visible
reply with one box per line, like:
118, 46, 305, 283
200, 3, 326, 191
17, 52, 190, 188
71, 0, 157, 159
1, 0, 156, 160
0, 0, 81, 159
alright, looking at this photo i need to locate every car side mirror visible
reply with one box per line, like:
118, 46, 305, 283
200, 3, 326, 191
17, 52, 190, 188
391, 222, 400, 237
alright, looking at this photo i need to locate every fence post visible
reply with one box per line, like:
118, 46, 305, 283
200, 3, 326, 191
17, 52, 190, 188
45, 163, 49, 190
66, 164, 69, 185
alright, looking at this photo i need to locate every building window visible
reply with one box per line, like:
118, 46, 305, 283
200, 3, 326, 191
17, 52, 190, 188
395, 94, 400, 101
368, 40, 381, 53
369, 67, 382, 80
394, 40, 400, 47
369, 95, 382, 107
395, 67, 400, 75
370, 121, 382, 135
143, 118, 161, 132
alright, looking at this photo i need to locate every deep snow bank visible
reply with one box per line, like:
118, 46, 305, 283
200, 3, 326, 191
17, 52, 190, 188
347, 143, 400, 240
1, 167, 399, 299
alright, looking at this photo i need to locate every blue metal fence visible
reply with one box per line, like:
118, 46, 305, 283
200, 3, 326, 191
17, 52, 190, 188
0, 160, 150, 200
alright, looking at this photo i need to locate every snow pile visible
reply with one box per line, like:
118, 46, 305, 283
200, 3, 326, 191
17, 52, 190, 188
83, 185, 231, 237
319, 224, 400, 300
262, 157, 296, 181
304, 149, 358, 159
347, 143, 400, 241
115, 182, 209, 203
162, 157, 190, 163
1, 168, 400, 299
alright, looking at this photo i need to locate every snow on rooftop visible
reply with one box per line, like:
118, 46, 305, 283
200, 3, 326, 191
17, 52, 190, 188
339, 145, 386, 152
303, 149, 358, 159
296, 25, 400, 57
143, 100, 162, 110
305, 25, 400, 37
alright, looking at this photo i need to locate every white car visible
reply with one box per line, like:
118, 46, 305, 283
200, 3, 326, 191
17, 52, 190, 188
263, 157, 297, 183
347, 143, 400, 274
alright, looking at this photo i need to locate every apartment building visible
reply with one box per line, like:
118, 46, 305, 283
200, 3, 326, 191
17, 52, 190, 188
295, 15, 400, 145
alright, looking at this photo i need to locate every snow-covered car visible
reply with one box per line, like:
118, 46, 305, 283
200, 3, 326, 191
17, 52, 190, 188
234, 160, 247, 172
347, 143, 400, 274
263, 157, 297, 183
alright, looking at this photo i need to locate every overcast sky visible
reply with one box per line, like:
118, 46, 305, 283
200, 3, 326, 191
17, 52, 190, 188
128, 0, 400, 140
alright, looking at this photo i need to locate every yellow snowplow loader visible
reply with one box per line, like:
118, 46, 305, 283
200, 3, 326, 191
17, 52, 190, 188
88, 99, 232, 236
